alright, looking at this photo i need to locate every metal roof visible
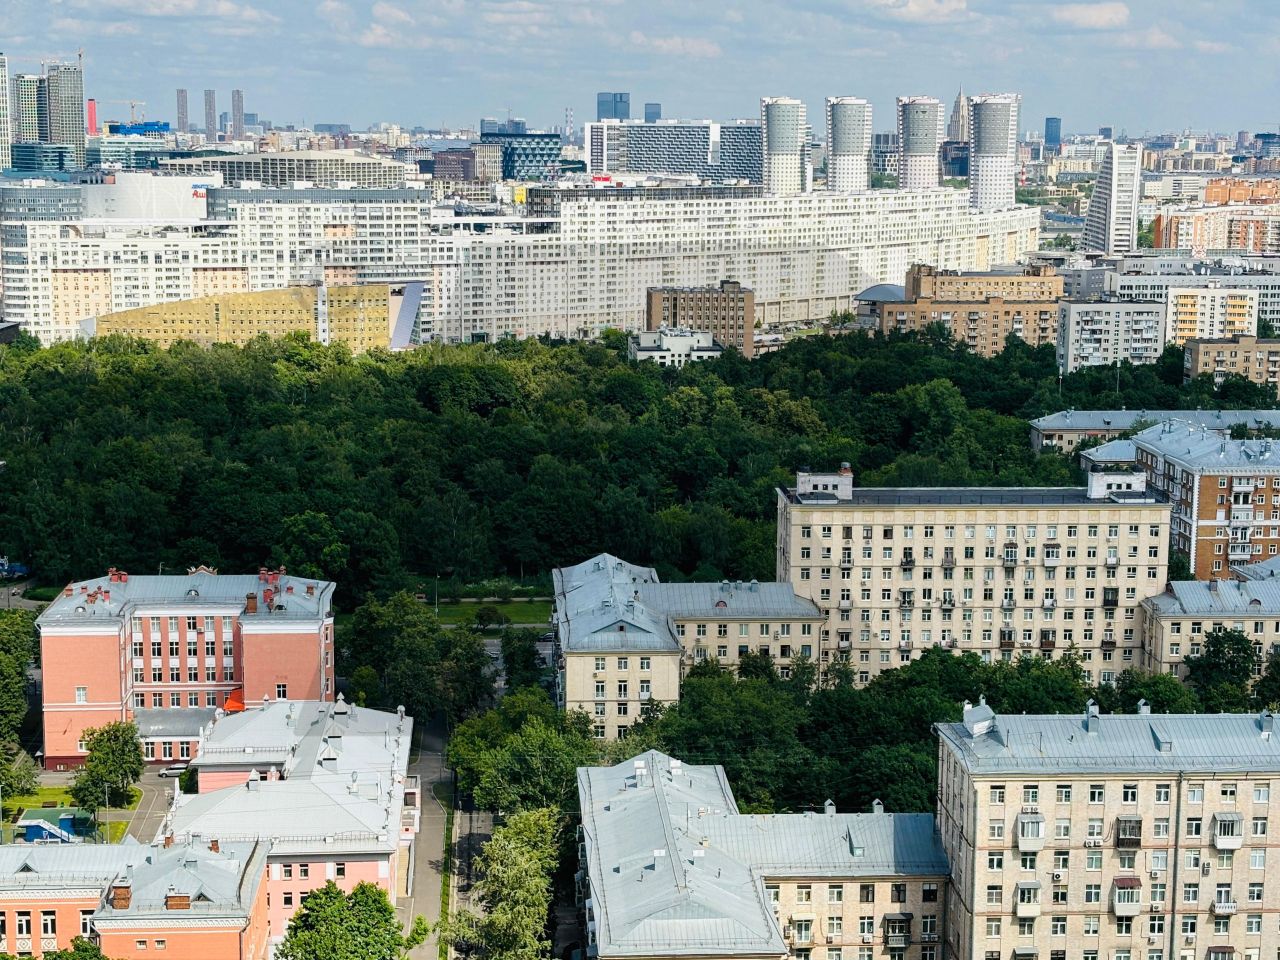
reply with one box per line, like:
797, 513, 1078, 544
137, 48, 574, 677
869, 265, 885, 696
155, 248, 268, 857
853, 282, 907, 302
782, 486, 1162, 508
1233, 555, 1280, 581
37, 569, 335, 626
937, 703, 1280, 775
1132, 420, 1280, 472
134, 707, 217, 739
94, 838, 267, 922
637, 583, 822, 621
1079, 439, 1137, 466
1030, 409, 1280, 433
1142, 579, 1280, 616
577, 751, 947, 958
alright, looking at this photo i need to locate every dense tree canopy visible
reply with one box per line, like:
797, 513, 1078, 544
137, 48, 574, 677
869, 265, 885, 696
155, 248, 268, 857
276, 882, 427, 960
70, 721, 144, 811
2, 331, 1272, 603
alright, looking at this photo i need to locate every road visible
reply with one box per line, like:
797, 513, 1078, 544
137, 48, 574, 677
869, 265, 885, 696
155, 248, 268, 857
89, 769, 170, 842
401, 716, 449, 959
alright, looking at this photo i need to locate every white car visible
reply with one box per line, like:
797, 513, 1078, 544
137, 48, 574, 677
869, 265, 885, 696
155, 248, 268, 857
157, 763, 188, 778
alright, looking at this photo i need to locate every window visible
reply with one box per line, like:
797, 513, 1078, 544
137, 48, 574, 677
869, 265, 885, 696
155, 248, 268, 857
986, 885, 1003, 905
283, 864, 293, 879
1084, 883, 1101, 903
336, 862, 346, 878
155, 942, 167, 951
890, 883, 906, 902
1189, 783, 1204, 802
1051, 916, 1066, 935
283, 891, 293, 907
1252, 816, 1268, 836
796, 884, 812, 903
1122, 783, 1137, 803
617, 657, 628, 670
766, 884, 779, 904
275, 683, 287, 699
860, 883, 875, 902
639, 657, 650, 671
135, 942, 147, 952
922, 883, 938, 902
299, 864, 309, 879
1155, 783, 1170, 803
991, 784, 1006, 803
41, 911, 56, 936
1023, 783, 1039, 804
16, 913, 30, 936
80, 910, 92, 936
1056, 784, 1072, 803
829, 884, 844, 904
1088, 783, 1104, 803
988, 852, 1004, 869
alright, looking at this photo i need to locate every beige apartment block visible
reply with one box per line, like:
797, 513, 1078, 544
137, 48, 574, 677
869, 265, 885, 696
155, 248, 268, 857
878, 296, 1059, 357
936, 702, 1280, 960
1167, 287, 1258, 345
1140, 578, 1280, 679
577, 750, 950, 960
905, 263, 1063, 302
645, 280, 757, 357
553, 555, 822, 740
777, 466, 1171, 686
1183, 335, 1280, 396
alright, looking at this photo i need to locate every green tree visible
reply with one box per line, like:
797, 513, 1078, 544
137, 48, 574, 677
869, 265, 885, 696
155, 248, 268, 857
1184, 628, 1258, 713
1252, 649, 1280, 710
441, 808, 560, 960
1167, 551, 1192, 582
33, 938, 115, 960
348, 665, 381, 707
473, 716, 597, 814
436, 628, 496, 723
499, 628, 545, 691
1106, 669, 1200, 714
276, 881, 428, 960
0, 610, 36, 665
472, 604, 506, 631
69, 721, 144, 812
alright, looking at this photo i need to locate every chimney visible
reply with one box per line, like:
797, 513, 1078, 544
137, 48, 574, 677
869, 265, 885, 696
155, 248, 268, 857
247, 769, 260, 791
286, 584, 294, 595
1262, 711, 1276, 738
63, 585, 72, 598
244, 593, 258, 614
164, 889, 192, 910
872, 799, 885, 814
1137, 699, 1151, 715
209, 838, 220, 853
163, 834, 174, 848
258, 567, 268, 582
306, 583, 315, 597
824, 799, 837, 815
103, 589, 111, 602
109, 880, 132, 909
1085, 699, 1100, 734
839, 461, 852, 476
263, 587, 275, 609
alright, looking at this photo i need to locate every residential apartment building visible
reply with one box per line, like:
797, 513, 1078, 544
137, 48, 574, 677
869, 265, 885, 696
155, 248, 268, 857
905, 264, 1063, 303
0, 839, 270, 959
1056, 299, 1167, 372
35, 566, 335, 768
776, 465, 1171, 686
577, 750, 950, 960
158, 150, 412, 187
936, 702, 1280, 960
1104, 271, 1280, 341
584, 119, 764, 182
552, 555, 823, 740
645, 280, 756, 356
897, 97, 944, 191
2, 179, 1038, 344
1127, 420, 1280, 577
87, 283, 417, 352
1140, 578, 1280, 678
1165, 286, 1258, 345
1184, 335, 1280, 395
1150, 203, 1280, 255
628, 327, 723, 366
1083, 142, 1142, 254
1027, 409, 1280, 453
169, 696, 419, 944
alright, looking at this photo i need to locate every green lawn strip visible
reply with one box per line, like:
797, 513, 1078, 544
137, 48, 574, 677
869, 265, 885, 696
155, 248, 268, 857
435, 780, 455, 960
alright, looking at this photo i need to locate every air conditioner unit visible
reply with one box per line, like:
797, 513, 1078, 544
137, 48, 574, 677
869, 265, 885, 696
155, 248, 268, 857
1202, 863, 1211, 877
1150, 870, 1160, 879
1149, 936, 1159, 944
1053, 870, 1066, 881
1150, 903, 1161, 912
1185, 936, 1196, 944
783, 925, 793, 939
1022, 805, 1039, 814
862, 935, 874, 944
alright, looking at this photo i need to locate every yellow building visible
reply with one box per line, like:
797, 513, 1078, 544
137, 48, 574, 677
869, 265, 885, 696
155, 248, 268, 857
1166, 286, 1259, 345
90, 284, 397, 353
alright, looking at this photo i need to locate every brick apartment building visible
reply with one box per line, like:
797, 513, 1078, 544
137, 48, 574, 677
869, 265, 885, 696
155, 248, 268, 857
1184, 334, 1280, 396
645, 280, 757, 357
35, 567, 335, 768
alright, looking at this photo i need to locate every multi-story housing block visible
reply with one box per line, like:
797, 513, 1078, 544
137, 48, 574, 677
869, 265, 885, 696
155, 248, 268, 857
1140, 578, 1280, 678
158, 150, 412, 187
645, 279, 757, 357
35, 567, 335, 769
168, 696, 418, 944
1165, 286, 1258, 345
553, 555, 823, 740
777, 466, 1171, 686
584, 119, 764, 181
1127, 421, 1280, 578
1184, 335, 1280, 395
1105, 270, 1280, 339
1056, 299, 1167, 372
577, 750, 951, 960
1028, 409, 1280, 453
936, 701, 1280, 960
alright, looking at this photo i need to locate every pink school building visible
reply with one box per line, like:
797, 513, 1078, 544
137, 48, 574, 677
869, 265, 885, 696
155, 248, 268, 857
36, 566, 335, 769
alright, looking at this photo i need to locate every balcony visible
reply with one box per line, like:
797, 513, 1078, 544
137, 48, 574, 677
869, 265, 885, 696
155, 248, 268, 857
899, 594, 915, 609
1043, 552, 1061, 568
1112, 877, 1142, 917
885, 935, 911, 948
1229, 509, 1254, 527
1116, 815, 1142, 848
1213, 813, 1244, 850
838, 638, 852, 650
1000, 631, 1016, 650
1211, 900, 1238, 916
1233, 478, 1255, 493
1016, 812, 1045, 852
942, 552, 956, 569
1105, 555, 1119, 567
941, 595, 955, 609
1042, 598, 1056, 610
1002, 597, 1016, 610
900, 555, 916, 569
1103, 588, 1119, 608
1016, 882, 1042, 918
899, 640, 913, 651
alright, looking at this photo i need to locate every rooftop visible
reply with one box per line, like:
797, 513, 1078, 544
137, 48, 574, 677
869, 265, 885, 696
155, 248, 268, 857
781, 485, 1164, 508
1132, 420, 1280, 471
1144, 578, 1280, 616
578, 751, 947, 958
94, 838, 267, 923
0, 843, 141, 892
1029, 408, 1280, 433
1079, 439, 1137, 466
36, 566, 335, 627
937, 700, 1280, 775
1233, 554, 1280, 581
853, 282, 907, 302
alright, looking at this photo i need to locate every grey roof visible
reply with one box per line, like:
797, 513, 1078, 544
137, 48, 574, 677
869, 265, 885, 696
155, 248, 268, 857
37, 568, 335, 626
782, 486, 1164, 508
1079, 439, 1137, 467
0, 843, 141, 892
1233, 555, 1280, 581
1132, 420, 1280, 471
94, 838, 267, 922
937, 703, 1280, 775
854, 282, 907, 302
577, 751, 947, 958
552, 555, 818, 655
134, 707, 217, 739
1030, 409, 1280, 434
1143, 579, 1280, 616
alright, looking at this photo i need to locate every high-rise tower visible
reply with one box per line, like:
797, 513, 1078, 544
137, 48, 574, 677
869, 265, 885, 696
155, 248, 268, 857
897, 96, 943, 190
176, 89, 189, 134
0, 54, 11, 170
204, 89, 217, 139
11, 74, 46, 144
761, 96, 808, 195
231, 89, 244, 139
825, 96, 872, 193
1083, 141, 1143, 253
967, 93, 1020, 211
947, 86, 969, 142
44, 61, 85, 167
1044, 116, 1062, 153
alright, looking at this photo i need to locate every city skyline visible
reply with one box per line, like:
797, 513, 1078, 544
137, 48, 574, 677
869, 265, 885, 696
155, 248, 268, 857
10, 0, 1280, 135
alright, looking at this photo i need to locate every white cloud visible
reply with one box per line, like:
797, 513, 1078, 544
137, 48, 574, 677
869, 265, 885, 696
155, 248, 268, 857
627, 30, 721, 58
316, 0, 352, 30
1193, 39, 1230, 53
1112, 25, 1180, 48
64, 0, 279, 22
51, 15, 139, 35
1048, 2, 1130, 29
371, 1, 414, 25
864, 0, 969, 23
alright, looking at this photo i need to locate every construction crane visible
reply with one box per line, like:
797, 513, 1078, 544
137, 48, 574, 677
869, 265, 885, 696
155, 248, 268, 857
105, 99, 146, 123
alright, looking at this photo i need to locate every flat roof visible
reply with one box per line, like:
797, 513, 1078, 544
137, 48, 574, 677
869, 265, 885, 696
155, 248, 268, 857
780, 486, 1165, 508
1030, 409, 1280, 433
1133, 420, 1280, 471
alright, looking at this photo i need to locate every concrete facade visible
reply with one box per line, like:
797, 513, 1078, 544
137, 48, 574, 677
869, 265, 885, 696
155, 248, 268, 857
645, 280, 756, 357
1184, 335, 1280, 395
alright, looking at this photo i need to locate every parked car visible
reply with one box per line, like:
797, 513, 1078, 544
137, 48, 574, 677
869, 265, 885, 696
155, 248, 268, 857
158, 763, 188, 778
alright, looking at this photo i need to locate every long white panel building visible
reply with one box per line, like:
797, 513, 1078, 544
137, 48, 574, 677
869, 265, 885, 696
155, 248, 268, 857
1, 179, 1038, 345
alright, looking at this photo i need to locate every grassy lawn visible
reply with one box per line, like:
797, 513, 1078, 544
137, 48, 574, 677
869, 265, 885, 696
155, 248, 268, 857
4, 785, 140, 821
431, 600, 552, 626
103, 821, 128, 843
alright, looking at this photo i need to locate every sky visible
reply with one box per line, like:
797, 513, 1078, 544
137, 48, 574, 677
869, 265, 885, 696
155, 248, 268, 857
5, 0, 1279, 138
